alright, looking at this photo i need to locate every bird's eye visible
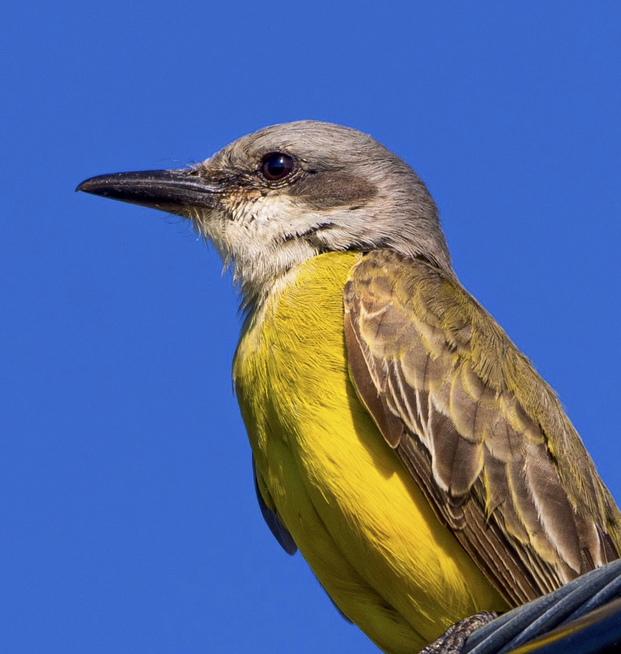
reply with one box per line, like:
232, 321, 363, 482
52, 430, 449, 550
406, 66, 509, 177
261, 153, 295, 181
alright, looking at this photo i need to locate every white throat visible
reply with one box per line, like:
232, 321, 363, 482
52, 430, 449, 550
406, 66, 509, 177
193, 195, 321, 307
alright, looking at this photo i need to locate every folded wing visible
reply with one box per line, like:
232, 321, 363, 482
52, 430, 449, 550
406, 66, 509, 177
344, 250, 620, 606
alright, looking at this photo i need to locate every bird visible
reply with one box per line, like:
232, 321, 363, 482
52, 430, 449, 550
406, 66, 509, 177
77, 121, 621, 654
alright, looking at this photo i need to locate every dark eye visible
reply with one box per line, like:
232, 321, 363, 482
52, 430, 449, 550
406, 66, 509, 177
261, 153, 295, 181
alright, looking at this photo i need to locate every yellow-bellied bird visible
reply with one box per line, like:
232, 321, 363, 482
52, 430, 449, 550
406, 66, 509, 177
77, 122, 621, 654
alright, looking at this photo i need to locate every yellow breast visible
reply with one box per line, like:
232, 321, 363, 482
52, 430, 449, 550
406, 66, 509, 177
233, 251, 507, 654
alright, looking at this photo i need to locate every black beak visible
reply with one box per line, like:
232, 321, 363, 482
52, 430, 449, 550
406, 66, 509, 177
76, 169, 222, 213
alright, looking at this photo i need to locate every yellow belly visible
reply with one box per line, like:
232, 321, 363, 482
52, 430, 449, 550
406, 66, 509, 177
233, 251, 507, 654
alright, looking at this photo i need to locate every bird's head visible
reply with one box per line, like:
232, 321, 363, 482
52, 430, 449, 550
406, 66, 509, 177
78, 121, 451, 306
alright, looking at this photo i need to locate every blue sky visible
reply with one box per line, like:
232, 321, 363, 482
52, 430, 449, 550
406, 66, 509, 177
2, 2, 621, 653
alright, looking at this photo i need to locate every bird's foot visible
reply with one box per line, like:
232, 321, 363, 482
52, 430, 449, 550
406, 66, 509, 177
418, 611, 498, 654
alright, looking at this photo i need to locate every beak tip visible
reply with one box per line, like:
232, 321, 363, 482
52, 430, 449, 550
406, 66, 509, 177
75, 177, 100, 194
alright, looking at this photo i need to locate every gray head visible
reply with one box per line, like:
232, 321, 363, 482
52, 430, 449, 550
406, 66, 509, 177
77, 121, 451, 305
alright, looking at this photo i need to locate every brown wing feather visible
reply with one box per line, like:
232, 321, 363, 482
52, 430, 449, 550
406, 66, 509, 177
344, 250, 621, 607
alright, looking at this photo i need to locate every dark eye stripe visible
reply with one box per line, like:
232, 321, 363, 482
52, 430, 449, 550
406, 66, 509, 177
261, 153, 295, 181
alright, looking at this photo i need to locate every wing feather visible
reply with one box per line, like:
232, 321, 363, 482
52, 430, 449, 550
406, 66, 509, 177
253, 458, 298, 556
344, 250, 620, 606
